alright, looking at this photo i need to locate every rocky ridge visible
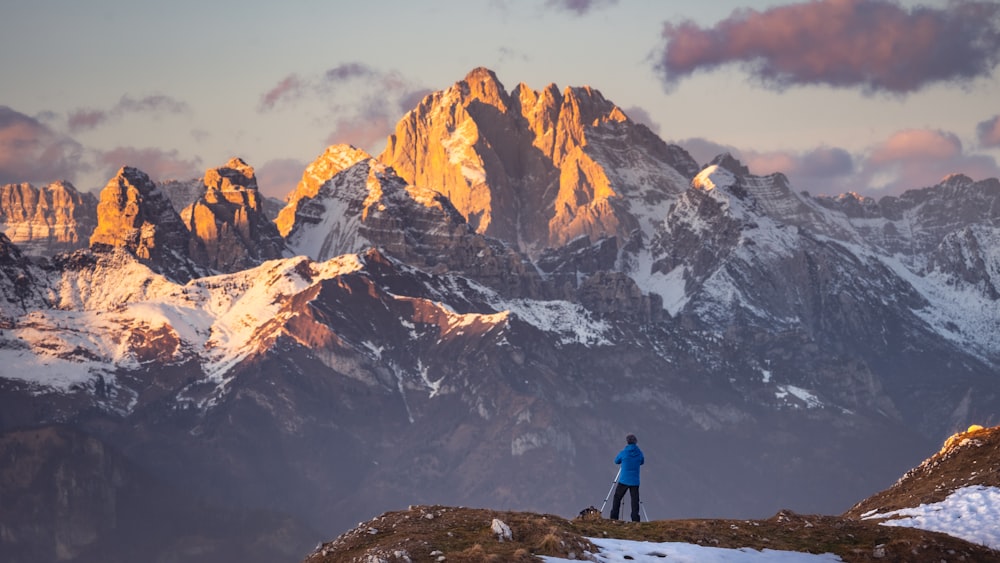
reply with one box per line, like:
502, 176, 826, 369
181, 157, 286, 273
379, 67, 695, 254
2, 67, 1000, 563
88, 166, 203, 282
0, 181, 97, 255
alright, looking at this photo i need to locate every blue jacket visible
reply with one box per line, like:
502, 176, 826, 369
614, 443, 644, 486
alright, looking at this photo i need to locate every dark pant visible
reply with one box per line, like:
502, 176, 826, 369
610, 482, 640, 521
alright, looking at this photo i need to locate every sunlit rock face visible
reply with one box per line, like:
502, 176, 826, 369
182, 158, 285, 273
378, 67, 696, 256
0, 181, 97, 256
282, 146, 543, 299
274, 144, 371, 237
89, 166, 201, 281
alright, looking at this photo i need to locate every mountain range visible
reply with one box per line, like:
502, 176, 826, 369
1, 67, 999, 562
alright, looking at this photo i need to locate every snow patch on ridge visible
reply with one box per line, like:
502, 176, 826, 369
693, 164, 736, 192
863, 485, 1000, 550
1, 254, 367, 398
873, 247, 1000, 361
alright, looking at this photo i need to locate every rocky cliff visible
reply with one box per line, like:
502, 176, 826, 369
182, 158, 286, 273
0, 181, 97, 256
378, 67, 696, 255
88, 166, 202, 282
3, 67, 1000, 563
282, 145, 543, 299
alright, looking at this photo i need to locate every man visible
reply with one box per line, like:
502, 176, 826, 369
610, 433, 644, 522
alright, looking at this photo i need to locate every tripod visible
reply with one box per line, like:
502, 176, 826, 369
600, 468, 650, 522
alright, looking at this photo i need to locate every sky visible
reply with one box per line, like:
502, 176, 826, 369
2, 0, 1000, 201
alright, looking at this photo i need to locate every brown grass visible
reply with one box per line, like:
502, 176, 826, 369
303, 504, 1000, 563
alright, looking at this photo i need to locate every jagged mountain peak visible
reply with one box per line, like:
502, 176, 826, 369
457, 66, 510, 110
692, 163, 737, 192
275, 144, 372, 237
89, 165, 201, 282
940, 173, 975, 189
203, 157, 257, 193
184, 157, 285, 273
0, 180, 97, 256
709, 152, 750, 177
379, 68, 695, 254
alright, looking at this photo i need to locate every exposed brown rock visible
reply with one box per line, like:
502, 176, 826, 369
182, 158, 285, 273
89, 166, 200, 281
379, 67, 694, 255
274, 144, 371, 237
283, 148, 543, 298
0, 181, 97, 256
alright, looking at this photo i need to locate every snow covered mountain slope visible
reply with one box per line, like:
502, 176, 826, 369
3, 68, 1000, 563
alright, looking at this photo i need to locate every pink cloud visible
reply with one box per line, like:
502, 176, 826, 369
977, 115, 1000, 148
325, 114, 393, 154
256, 158, 306, 200
258, 74, 306, 112
677, 137, 854, 190
96, 146, 202, 183
675, 131, 1000, 196
260, 63, 429, 150
0, 106, 85, 184
860, 129, 1000, 193
869, 129, 961, 164
656, 0, 1000, 94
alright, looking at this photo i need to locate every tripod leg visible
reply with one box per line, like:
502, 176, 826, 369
599, 468, 622, 514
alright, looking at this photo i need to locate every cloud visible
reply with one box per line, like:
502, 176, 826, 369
399, 88, 434, 113
655, 0, 1000, 94
859, 129, 1000, 193
259, 62, 430, 152
678, 137, 856, 193
868, 129, 961, 164
622, 105, 661, 134
67, 109, 109, 133
977, 115, 1000, 148
258, 74, 306, 112
96, 146, 202, 183
115, 94, 189, 115
0, 106, 86, 184
326, 114, 394, 154
255, 157, 306, 200
545, 0, 618, 16
68, 95, 191, 133
324, 62, 380, 83
675, 130, 1000, 197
